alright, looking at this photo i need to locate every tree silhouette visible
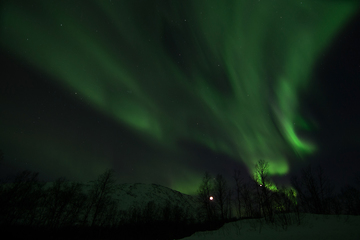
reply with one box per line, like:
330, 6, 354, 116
0, 171, 45, 226
197, 172, 215, 221
291, 165, 333, 214
213, 174, 229, 221
82, 169, 117, 226
254, 160, 275, 222
233, 170, 243, 218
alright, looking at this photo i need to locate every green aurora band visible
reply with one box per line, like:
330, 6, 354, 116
1, 0, 359, 194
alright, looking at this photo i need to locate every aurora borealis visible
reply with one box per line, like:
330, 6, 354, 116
1, 0, 359, 194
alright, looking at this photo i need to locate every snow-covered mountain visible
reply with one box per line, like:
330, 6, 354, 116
111, 183, 198, 212
75, 181, 202, 222
3, 178, 202, 224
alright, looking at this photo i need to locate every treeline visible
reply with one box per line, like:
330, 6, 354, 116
0, 169, 205, 240
196, 159, 360, 228
1, 157, 359, 238
196, 159, 298, 226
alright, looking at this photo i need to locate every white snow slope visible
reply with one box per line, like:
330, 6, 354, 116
69, 181, 200, 221
180, 213, 360, 240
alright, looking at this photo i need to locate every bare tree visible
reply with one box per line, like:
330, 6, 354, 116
292, 165, 333, 214
226, 188, 233, 220
60, 181, 87, 226
254, 160, 275, 222
241, 179, 255, 218
0, 171, 45, 226
316, 165, 334, 214
197, 172, 215, 221
340, 185, 360, 215
41, 178, 87, 228
43, 178, 68, 228
290, 175, 304, 209
233, 170, 243, 218
82, 169, 117, 226
214, 174, 229, 221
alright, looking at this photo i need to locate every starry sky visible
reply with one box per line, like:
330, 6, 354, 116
1, 0, 360, 194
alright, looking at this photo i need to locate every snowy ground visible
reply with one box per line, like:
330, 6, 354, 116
180, 214, 360, 240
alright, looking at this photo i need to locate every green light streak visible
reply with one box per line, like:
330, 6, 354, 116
1, 0, 358, 194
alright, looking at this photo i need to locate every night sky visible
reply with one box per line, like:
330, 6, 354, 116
1, 0, 359, 194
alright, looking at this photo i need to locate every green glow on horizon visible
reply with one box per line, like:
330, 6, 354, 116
170, 169, 203, 196
1, 0, 358, 194
253, 160, 298, 204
